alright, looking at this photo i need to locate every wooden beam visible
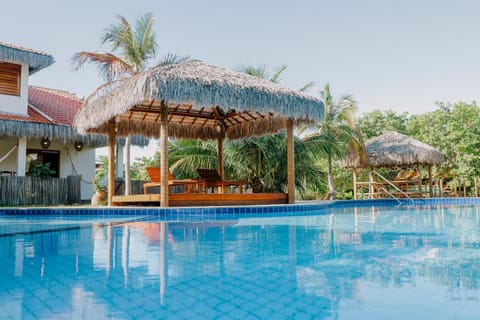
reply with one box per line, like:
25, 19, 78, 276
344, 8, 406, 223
160, 101, 169, 207
286, 119, 295, 204
107, 121, 116, 206
428, 164, 433, 198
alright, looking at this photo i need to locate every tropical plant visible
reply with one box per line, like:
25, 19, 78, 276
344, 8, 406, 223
29, 162, 56, 178
72, 13, 189, 195
303, 84, 364, 200
72, 13, 157, 196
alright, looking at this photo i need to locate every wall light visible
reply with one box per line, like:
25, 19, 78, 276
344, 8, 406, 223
74, 141, 84, 151
40, 137, 51, 149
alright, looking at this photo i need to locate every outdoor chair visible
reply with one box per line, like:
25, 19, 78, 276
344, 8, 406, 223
143, 167, 205, 194
196, 169, 247, 194
392, 170, 418, 191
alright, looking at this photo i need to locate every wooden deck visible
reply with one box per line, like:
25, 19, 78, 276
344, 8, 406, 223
112, 193, 288, 206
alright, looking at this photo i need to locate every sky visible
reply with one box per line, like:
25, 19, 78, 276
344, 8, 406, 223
2, 0, 479, 157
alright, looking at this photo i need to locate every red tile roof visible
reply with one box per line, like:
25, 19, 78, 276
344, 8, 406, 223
0, 86, 82, 126
28, 86, 82, 125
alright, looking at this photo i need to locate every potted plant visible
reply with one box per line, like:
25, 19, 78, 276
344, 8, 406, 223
91, 178, 107, 206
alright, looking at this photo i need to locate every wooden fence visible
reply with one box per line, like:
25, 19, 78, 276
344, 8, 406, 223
0, 175, 81, 206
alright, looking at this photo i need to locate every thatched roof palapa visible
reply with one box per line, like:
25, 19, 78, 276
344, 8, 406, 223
74, 60, 323, 140
0, 42, 54, 74
342, 131, 444, 168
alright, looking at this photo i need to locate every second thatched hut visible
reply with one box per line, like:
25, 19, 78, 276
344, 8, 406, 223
342, 131, 444, 199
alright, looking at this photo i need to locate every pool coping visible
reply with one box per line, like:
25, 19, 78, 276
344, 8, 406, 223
1, 197, 479, 216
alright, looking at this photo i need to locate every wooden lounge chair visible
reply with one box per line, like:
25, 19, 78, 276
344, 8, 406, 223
143, 167, 205, 194
196, 169, 246, 193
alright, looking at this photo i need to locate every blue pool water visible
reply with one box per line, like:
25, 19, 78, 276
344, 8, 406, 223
1, 203, 480, 319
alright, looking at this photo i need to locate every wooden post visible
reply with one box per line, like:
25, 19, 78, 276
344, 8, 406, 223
160, 101, 169, 207
475, 177, 478, 197
440, 178, 444, 197
428, 164, 433, 198
286, 119, 295, 204
217, 134, 224, 179
368, 168, 374, 199
107, 121, 116, 206
417, 163, 422, 197
217, 133, 224, 193
352, 169, 357, 200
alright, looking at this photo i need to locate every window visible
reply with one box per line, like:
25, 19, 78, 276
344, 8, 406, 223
0, 62, 21, 96
26, 149, 60, 178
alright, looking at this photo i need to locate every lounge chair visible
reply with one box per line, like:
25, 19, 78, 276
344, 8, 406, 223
196, 169, 246, 193
143, 167, 205, 194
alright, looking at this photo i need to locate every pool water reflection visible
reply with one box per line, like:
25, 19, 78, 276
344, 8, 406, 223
0, 205, 480, 319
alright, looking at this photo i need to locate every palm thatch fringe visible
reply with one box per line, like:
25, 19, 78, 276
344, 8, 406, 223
0, 43, 54, 74
81, 115, 309, 141
342, 131, 444, 168
0, 119, 148, 147
74, 60, 323, 137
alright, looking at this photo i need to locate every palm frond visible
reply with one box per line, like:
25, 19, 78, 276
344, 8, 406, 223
270, 64, 287, 83
156, 53, 190, 67
299, 81, 315, 92
71, 52, 134, 81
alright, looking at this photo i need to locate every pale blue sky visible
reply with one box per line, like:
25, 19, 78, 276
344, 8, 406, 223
2, 0, 479, 117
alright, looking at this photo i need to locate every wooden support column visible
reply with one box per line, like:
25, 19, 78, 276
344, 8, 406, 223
417, 163, 423, 197
428, 164, 433, 198
160, 101, 169, 207
107, 121, 116, 206
217, 134, 224, 193
352, 169, 358, 200
440, 178, 444, 197
475, 177, 478, 197
286, 119, 295, 204
368, 168, 374, 199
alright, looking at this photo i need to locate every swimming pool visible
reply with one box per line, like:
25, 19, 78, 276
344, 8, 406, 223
1, 200, 480, 319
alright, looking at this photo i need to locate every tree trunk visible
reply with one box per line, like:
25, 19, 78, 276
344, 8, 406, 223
327, 154, 336, 200
124, 136, 131, 196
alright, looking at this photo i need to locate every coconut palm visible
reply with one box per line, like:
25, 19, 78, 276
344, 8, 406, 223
72, 13, 157, 195
303, 84, 364, 200
72, 13, 188, 195
228, 65, 319, 194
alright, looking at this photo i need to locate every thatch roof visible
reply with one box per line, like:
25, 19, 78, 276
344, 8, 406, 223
0, 42, 54, 74
0, 118, 147, 147
342, 131, 444, 168
74, 60, 324, 140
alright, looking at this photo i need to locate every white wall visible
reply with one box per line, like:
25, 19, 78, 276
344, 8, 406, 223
0, 137, 96, 201
0, 62, 28, 115
0, 137, 18, 172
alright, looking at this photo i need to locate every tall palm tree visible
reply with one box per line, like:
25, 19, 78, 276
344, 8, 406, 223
303, 84, 364, 200
72, 13, 157, 195
73, 14, 188, 195
231, 65, 317, 193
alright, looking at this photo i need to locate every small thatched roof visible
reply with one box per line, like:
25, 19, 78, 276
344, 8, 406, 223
74, 60, 323, 140
0, 42, 54, 74
342, 131, 444, 168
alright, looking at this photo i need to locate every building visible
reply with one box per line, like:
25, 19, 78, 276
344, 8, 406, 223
0, 42, 103, 201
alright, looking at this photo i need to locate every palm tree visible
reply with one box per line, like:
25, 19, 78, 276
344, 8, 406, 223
73, 14, 188, 195
303, 84, 364, 200
230, 65, 319, 193
72, 13, 157, 195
